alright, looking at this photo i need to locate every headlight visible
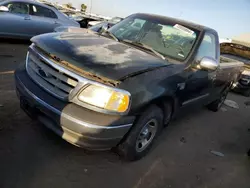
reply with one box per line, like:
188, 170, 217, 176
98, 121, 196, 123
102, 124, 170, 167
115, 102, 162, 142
78, 85, 130, 113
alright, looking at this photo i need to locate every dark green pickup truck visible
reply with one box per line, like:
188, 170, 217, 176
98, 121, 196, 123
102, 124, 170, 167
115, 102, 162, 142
15, 13, 243, 160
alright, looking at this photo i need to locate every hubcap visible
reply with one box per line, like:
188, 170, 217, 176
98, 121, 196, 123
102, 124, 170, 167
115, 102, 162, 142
136, 119, 158, 152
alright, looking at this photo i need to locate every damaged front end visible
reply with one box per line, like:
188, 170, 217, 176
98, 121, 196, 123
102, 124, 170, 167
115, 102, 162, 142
25, 44, 132, 115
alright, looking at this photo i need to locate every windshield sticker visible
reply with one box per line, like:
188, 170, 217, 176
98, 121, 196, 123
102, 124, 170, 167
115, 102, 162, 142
178, 53, 185, 58
174, 24, 194, 35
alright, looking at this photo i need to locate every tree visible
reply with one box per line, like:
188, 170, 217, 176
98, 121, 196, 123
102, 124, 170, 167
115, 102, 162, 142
63, 3, 76, 10
65, 3, 73, 9
81, 4, 87, 12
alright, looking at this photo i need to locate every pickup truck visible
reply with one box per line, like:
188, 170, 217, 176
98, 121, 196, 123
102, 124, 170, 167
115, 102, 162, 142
221, 42, 250, 96
15, 13, 243, 161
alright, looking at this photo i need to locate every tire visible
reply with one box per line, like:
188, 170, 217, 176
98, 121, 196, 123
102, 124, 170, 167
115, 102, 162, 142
207, 87, 229, 112
243, 89, 250, 97
117, 105, 164, 161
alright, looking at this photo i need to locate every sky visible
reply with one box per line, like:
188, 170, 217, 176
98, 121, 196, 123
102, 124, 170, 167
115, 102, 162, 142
50, 0, 250, 38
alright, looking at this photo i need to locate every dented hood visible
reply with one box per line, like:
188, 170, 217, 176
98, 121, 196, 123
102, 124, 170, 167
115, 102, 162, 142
31, 32, 169, 82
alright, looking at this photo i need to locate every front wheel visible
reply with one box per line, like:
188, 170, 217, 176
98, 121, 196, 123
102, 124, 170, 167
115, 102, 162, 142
207, 87, 229, 112
117, 105, 163, 161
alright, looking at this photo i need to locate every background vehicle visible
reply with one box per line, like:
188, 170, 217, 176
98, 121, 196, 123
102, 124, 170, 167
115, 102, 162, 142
15, 13, 243, 161
221, 43, 250, 96
0, 0, 80, 39
87, 16, 123, 28
88, 22, 115, 32
68, 13, 105, 28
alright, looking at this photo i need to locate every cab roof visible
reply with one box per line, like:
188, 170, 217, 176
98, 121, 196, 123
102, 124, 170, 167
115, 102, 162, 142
133, 13, 217, 33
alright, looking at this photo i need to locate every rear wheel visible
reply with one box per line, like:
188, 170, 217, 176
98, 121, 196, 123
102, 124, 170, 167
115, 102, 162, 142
117, 105, 163, 161
207, 87, 229, 112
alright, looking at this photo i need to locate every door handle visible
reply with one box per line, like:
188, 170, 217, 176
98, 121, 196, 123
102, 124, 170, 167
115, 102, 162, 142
24, 16, 30, 20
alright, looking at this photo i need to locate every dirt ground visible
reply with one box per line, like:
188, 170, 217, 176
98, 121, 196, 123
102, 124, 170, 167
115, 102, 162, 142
0, 40, 250, 188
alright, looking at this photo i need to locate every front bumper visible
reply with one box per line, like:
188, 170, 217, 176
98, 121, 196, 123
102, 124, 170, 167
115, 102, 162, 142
15, 66, 135, 150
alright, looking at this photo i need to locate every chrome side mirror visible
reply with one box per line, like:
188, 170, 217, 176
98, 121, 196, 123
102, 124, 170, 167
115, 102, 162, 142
0, 6, 9, 12
199, 57, 219, 71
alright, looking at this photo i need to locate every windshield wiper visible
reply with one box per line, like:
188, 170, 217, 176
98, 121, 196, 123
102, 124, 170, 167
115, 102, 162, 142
121, 39, 166, 60
101, 30, 119, 42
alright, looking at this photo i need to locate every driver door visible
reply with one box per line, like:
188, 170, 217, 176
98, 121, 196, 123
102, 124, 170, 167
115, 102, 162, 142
179, 32, 218, 107
0, 2, 32, 38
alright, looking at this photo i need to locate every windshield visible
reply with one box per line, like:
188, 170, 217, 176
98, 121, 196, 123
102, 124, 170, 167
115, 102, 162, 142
109, 14, 199, 61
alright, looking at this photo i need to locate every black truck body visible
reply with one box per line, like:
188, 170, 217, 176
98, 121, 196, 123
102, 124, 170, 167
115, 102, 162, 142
15, 13, 243, 160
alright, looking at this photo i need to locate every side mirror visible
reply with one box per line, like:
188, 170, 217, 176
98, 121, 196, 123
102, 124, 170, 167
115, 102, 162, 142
0, 6, 9, 12
199, 57, 219, 71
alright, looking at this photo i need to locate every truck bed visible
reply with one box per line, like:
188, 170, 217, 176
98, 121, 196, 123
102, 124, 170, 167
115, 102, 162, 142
220, 56, 244, 69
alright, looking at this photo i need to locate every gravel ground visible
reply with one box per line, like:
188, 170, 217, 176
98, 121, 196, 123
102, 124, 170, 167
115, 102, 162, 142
0, 40, 250, 188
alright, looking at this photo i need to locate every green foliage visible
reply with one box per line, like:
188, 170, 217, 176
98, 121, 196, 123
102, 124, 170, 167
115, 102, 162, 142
65, 3, 73, 8
81, 4, 87, 12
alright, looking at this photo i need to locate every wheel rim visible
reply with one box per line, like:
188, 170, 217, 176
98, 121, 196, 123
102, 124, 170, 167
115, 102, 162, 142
136, 119, 158, 153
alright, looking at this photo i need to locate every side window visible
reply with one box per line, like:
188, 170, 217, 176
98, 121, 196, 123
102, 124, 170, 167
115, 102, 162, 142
31, 5, 57, 19
196, 33, 216, 61
6, 3, 29, 14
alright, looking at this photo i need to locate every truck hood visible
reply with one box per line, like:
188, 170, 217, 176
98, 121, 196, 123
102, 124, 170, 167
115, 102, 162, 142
31, 32, 169, 83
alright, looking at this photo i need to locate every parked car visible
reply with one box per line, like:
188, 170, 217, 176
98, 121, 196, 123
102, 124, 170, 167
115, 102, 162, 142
15, 13, 243, 161
221, 42, 250, 96
88, 22, 115, 32
54, 23, 113, 33
88, 16, 123, 28
0, 0, 80, 39
69, 13, 105, 28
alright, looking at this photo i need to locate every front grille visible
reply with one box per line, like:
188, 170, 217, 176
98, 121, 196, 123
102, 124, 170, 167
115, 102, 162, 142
26, 46, 79, 100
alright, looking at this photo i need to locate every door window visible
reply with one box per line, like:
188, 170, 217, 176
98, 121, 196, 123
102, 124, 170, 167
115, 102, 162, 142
6, 2, 29, 14
196, 33, 216, 61
31, 5, 57, 19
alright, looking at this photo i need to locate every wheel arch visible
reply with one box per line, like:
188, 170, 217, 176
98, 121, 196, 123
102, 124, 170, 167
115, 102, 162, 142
134, 95, 179, 125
